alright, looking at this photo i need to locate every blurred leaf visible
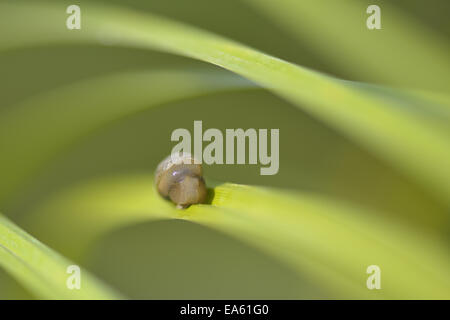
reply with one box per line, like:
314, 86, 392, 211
1, 1, 449, 207
0, 69, 254, 201
0, 214, 122, 299
0, 0, 448, 301
242, 0, 450, 91
27, 174, 450, 299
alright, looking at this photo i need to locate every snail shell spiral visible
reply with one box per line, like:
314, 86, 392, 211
155, 153, 207, 208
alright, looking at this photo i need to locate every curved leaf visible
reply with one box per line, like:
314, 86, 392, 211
0, 69, 255, 201
0, 214, 123, 299
1, 1, 449, 206
26, 174, 450, 299
242, 0, 450, 91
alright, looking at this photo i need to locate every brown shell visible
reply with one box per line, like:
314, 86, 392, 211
155, 153, 207, 208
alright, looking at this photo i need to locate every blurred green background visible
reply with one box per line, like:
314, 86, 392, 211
0, 0, 449, 299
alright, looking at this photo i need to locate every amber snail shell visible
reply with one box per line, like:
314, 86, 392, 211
155, 153, 207, 209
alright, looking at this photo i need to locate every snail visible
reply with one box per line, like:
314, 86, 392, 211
155, 153, 207, 209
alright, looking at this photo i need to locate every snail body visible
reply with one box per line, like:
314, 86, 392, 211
155, 153, 207, 208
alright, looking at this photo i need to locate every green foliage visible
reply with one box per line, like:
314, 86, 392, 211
26, 175, 450, 299
0, 0, 448, 299
0, 214, 122, 299
1, 1, 449, 205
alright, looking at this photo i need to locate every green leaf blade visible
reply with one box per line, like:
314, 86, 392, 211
1, 1, 448, 205
26, 175, 450, 299
0, 214, 123, 299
